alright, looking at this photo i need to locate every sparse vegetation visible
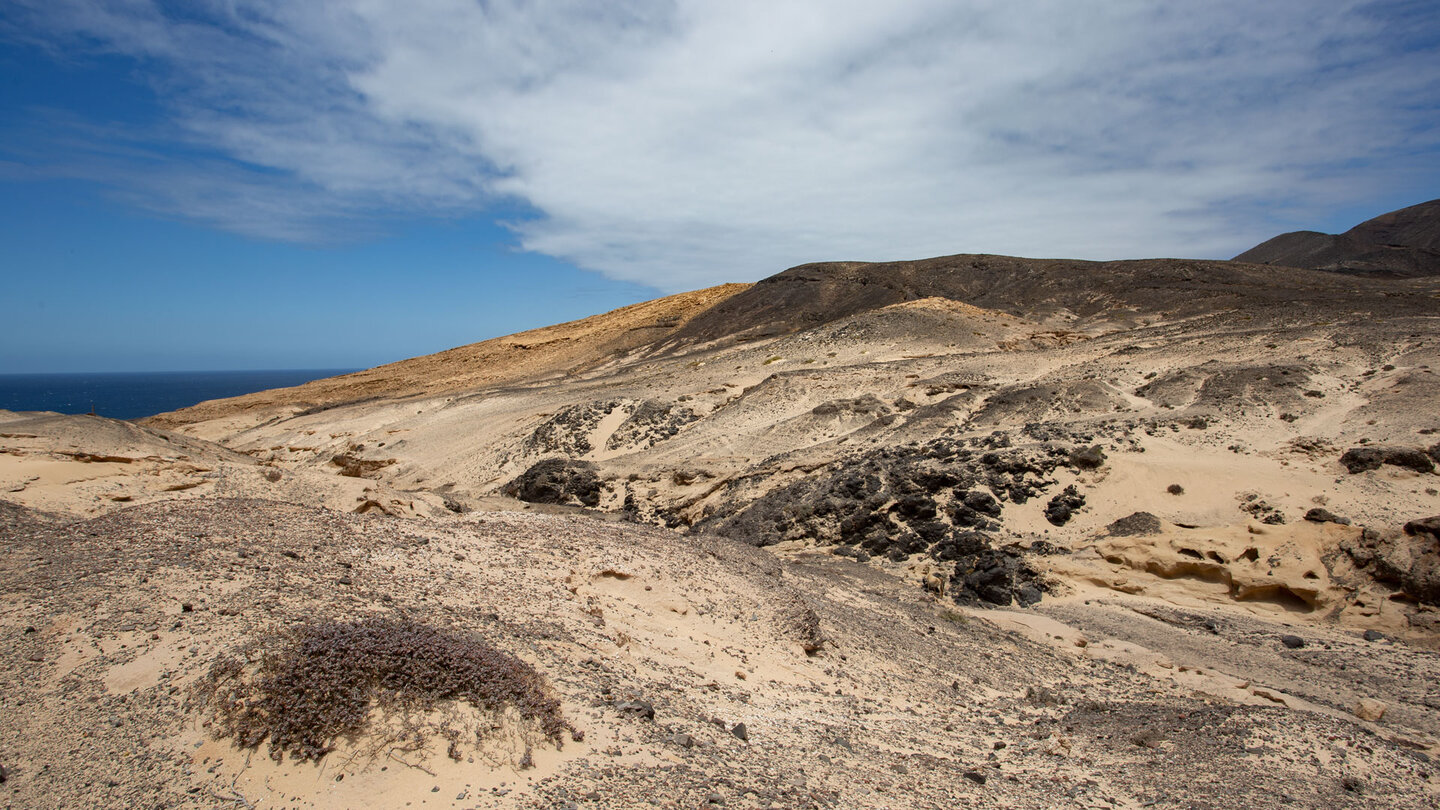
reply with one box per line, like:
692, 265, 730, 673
192, 616, 569, 762
937, 608, 968, 625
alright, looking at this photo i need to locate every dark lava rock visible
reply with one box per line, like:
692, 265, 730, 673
606, 399, 699, 451
931, 531, 991, 561
523, 401, 619, 456
1069, 445, 1106, 469
731, 722, 749, 742
697, 439, 1079, 609
1340, 446, 1436, 474
1106, 511, 1163, 537
706, 441, 1067, 551
504, 458, 603, 507
1342, 529, 1413, 589
963, 771, 987, 785
1044, 485, 1085, 526
961, 489, 1002, 517
1362, 629, 1387, 642
1280, 634, 1305, 649
1404, 516, 1440, 539
1304, 508, 1351, 525
950, 547, 1044, 607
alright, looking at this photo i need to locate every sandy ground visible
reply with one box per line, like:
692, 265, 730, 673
3, 500, 1438, 809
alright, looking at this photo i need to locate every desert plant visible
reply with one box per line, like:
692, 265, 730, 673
193, 616, 569, 762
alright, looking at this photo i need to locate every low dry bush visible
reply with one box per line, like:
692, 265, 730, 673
193, 616, 568, 762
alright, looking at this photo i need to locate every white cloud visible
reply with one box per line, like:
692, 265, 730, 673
7, 0, 1439, 289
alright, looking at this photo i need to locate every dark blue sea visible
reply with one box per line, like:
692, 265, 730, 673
0, 370, 359, 421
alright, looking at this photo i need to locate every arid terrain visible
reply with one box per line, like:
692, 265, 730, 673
4, 203, 1440, 809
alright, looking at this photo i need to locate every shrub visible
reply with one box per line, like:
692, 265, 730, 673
193, 616, 568, 762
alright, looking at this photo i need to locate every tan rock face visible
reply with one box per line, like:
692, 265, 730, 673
1354, 698, 1389, 721
1087, 521, 1351, 612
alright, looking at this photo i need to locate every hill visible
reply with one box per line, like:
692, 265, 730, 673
1234, 199, 1440, 277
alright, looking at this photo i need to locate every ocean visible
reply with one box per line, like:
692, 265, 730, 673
0, 369, 359, 421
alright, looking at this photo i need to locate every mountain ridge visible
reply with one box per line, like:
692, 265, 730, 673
1234, 198, 1440, 277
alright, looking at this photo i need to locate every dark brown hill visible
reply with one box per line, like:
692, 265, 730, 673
1234, 199, 1440, 277
667, 253, 1433, 343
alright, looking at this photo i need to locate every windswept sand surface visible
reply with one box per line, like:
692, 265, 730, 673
4, 251, 1440, 807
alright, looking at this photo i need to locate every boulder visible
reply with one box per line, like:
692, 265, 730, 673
1353, 698, 1387, 722
1069, 445, 1106, 469
1304, 508, 1351, 525
1404, 516, 1440, 539
1044, 485, 1085, 526
504, 458, 603, 507
1343, 525, 1440, 604
1339, 446, 1436, 474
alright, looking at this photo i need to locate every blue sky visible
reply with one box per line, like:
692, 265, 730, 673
2, 1, 1437, 373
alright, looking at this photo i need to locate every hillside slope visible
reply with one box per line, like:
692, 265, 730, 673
145, 282, 751, 434
1235, 199, 1440, 277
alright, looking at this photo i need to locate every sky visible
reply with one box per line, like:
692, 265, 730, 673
2, 1, 1437, 373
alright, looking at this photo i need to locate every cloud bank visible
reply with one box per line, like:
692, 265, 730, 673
6, 0, 1439, 289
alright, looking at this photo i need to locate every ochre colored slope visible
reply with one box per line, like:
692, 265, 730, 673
145, 283, 750, 428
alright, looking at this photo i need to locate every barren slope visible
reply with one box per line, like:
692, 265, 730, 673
1235, 199, 1440, 278
145, 283, 750, 435
3, 498, 1437, 809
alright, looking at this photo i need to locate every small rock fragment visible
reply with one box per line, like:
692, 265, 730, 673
616, 700, 655, 720
1280, 635, 1305, 649
1304, 508, 1350, 525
